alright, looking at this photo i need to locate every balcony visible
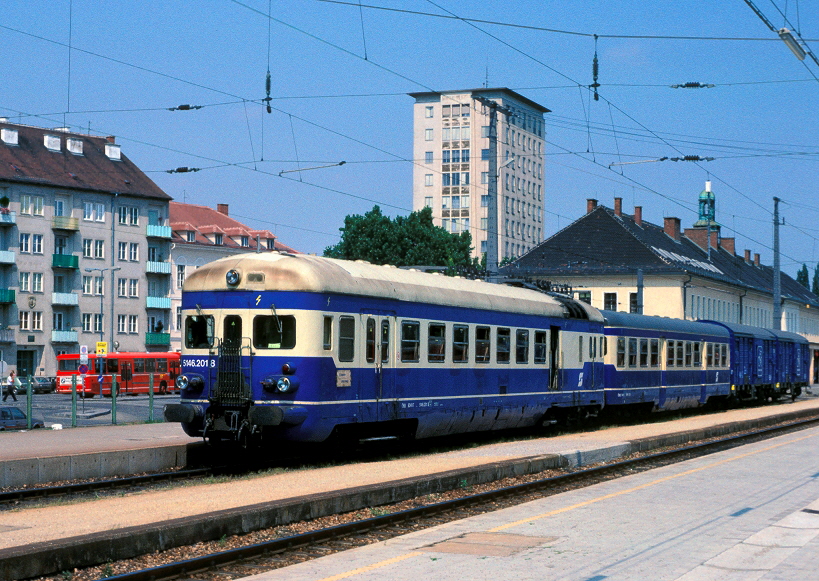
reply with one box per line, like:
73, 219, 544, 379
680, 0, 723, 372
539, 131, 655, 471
0, 289, 14, 304
145, 332, 171, 346
146, 296, 171, 309
0, 211, 16, 226
0, 250, 14, 264
146, 261, 172, 274
146, 224, 172, 239
51, 330, 79, 343
52, 254, 79, 269
52, 292, 79, 306
0, 329, 13, 342
51, 216, 80, 231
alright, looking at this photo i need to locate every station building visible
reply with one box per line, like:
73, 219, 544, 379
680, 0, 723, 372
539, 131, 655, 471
169, 201, 298, 352
0, 120, 173, 378
409, 88, 549, 263
502, 183, 819, 383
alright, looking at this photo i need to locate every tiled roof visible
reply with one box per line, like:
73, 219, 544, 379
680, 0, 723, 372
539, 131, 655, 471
0, 122, 170, 200
503, 205, 819, 306
169, 201, 299, 253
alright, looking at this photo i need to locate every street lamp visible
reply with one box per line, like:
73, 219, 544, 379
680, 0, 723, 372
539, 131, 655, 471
84, 266, 120, 347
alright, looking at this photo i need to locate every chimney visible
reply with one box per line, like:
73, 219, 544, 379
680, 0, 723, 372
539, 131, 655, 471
744, 249, 752, 263
634, 206, 643, 227
664, 217, 681, 241
614, 197, 622, 216
105, 136, 116, 143
586, 199, 598, 214
217, 204, 229, 216
719, 237, 735, 255
754, 253, 760, 267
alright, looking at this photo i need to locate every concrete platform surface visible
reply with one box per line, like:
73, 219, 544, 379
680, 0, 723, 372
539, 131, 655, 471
1, 398, 818, 579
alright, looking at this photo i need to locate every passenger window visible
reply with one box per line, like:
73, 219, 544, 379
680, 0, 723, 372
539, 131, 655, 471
516, 330, 529, 364
706, 343, 714, 367
639, 338, 648, 367
253, 315, 297, 349
684, 342, 692, 367
157, 359, 168, 373
145, 359, 156, 373
497, 327, 511, 363
428, 323, 446, 363
676, 342, 684, 367
476, 326, 491, 363
339, 316, 355, 362
323, 316, 332, 350
401, 321, 420, 362
534, 331, 547, 364
602, 336, 607, 357
628, 338, 637, 367
185, 315, 214, 349
381, 320, 390, 364
721, 344, 728, 366
650, 339, 659, 367
453, 325, 469, 363
667, 340, 675, 367
579, 336, 584, 363
693, 343, 702, 367
366, 318, 376, 363
133, 359, 144, 373
107, 358, 119, 373
617, 337, 626, 367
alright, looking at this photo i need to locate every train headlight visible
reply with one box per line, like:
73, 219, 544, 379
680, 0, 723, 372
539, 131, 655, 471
176, 375, 189, 390
226, 269, 241, 286
276, 377, 292, 393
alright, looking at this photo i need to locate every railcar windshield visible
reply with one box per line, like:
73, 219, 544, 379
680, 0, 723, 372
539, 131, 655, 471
185, 315, 215, 349
58, 359, 80, 372
253, 315, 296, 349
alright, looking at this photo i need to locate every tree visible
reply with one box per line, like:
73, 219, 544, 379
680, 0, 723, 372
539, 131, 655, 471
813, 264, 819, 296
797, 264, 810, 289
324, 205, 479, 270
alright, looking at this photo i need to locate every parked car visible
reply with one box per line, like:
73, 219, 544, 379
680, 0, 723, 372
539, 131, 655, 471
0, 406, 45, 430
15, 376, 55, 394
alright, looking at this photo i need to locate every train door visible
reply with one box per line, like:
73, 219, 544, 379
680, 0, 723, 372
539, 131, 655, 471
549, 326, 561, 391
361, 313, 396, 422
120, 361, 133, 394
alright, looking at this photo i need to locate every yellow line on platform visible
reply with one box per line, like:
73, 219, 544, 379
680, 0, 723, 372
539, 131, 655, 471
315, 552, 423, 581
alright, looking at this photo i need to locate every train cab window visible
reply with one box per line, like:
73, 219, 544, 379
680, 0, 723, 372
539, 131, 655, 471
676, 342, 684, 367
59, 359, 79, 372
454, 325, 469, 363
601, 336, 607, 357
428, 323, 446, 363
617, 337, 626, 367
185, 315, 214, 349
684, 342, 692, 367
590, 335, 595, 359
639, 338, 648, 367
253, 315, 296, 349
666, 340, 675, 367
401, 321, 420, 362
516, 330, 529, 364
497, 327, 511, 363
534, 331, 547, 364
578, 336, 584, 363
476, 326, 491, 363
706, 343, 714, 367
381, 320, 390, 364
339, 316, 355, 362
693, 343, 702, 367
366, 319, 377, 363
323, 316, 333, 351
628, 338, 637, 367
650, 339, 659, 367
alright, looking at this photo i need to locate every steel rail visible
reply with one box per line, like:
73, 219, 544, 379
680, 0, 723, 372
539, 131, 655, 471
104, 415, 819, 581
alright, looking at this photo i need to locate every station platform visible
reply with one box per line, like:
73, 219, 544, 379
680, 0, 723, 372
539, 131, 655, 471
2, 398, 819, 579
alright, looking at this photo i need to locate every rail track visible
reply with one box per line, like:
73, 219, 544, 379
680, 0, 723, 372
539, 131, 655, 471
63, 415, 819, 581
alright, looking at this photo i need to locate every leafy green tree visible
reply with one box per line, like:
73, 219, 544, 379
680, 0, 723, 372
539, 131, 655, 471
324, 205, 478, 270
797, 264, 810, 289
813, 264, 819, 295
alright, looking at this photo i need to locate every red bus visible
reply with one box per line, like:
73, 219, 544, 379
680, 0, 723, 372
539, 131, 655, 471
56, 352, 181, 398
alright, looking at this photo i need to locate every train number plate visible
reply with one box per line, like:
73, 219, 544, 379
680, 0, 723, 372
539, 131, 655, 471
336, 369, 351, 387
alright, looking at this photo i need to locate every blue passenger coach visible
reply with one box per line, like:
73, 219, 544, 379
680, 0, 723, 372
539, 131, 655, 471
602, 311, 732, 411
165, 253, 606, 445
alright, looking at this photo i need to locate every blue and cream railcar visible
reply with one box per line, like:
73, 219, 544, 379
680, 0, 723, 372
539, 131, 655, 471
601, 311, 732, 410
701, 321, 809, 401
165, 253, 606, 444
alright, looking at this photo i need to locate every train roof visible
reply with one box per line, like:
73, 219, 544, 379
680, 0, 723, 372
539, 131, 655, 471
183, 253, 604, 322
697, 320, 809, 344
601, 310, 730, 338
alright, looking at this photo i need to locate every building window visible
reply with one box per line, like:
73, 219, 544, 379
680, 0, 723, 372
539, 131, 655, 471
118, 241, 127, 261
33, 196, 44, 216
186, 231, 195, 243
425, 151, 433, 164
442, 104, 451, 117
129, 315, 138, 334
424, 196, 433, 208
129, 279, 139, 297
577, 291, 591, 304
19, 233, 30, 253
118, 314, 127, 333
424, 174, 433, 187
82, 276, 93, 295
481, 149, 490, 161
95, 203, 105, 222
82, 313, 92, 332
94, 277, 104, 296
118, 278, 127, 297
424, 128, 433, 141
32, 234, 43, 254
54, 236, 67, 255
129, 242, 139, 261
481, 125, 490, 138
32, 272, 43, 293
83, 202, 94, 221
630, 292, 639, 314
177, 265, 186, 290
19, 272, 30, 292
241, 236, 249, 247
604, 293, 617, 311
83, 239, 93, 258
94, 314, 103, 333
481, 195, 489, 207
20, 194, 31, 215
425, 105, 433, 118
214, 234, 223, 245
19, 311, 30, 330
94, 240, 104, 259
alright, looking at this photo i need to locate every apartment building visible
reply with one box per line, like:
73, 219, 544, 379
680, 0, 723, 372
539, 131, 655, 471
409, 88, 549, 262
0, 121, 173, 377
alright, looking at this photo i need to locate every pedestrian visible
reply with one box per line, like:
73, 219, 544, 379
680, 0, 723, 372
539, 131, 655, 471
3, 370, 17, 402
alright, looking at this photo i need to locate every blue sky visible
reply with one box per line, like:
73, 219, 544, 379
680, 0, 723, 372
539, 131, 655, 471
3, 1, 819, 276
